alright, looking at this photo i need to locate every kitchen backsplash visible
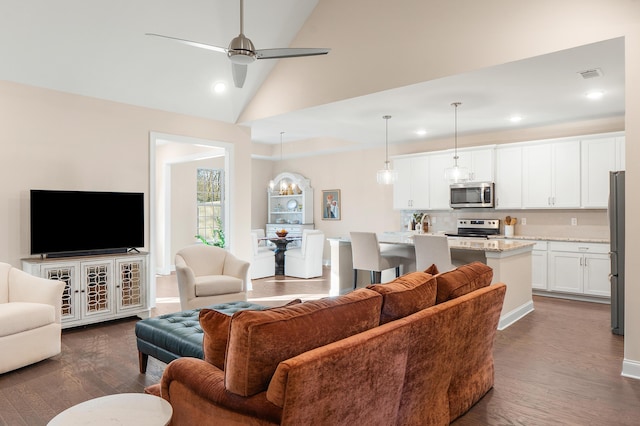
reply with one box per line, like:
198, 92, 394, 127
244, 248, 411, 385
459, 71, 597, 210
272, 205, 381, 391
400, 209, 609, 240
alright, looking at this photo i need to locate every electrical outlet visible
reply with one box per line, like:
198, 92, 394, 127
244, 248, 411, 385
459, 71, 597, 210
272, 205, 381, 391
571, 218, 578, 226
431, 216, 437, 224
521, 218, 526, 225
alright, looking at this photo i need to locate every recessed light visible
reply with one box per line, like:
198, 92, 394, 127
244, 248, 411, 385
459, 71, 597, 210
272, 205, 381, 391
415, 129, 427, 136
509, 115, 523, 123
586, 91, 604, 100
211, 82, 227, 94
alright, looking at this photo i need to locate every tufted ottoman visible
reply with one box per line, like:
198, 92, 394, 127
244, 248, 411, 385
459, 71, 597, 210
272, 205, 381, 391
135, 301, 267, 373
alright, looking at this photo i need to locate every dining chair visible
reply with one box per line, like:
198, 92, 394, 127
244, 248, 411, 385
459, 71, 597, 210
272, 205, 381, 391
413, 234, 457, 273
250, 230, 276, 279
284, 229, 325, 278
350, 232, 403, 289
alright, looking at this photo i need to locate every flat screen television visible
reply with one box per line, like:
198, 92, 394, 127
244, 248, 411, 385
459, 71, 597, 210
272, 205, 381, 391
30, 189, 144, 257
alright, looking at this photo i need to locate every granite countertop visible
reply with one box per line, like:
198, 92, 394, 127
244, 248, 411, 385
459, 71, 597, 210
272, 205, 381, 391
489, 235, 610, 244
328, 234, 535, 253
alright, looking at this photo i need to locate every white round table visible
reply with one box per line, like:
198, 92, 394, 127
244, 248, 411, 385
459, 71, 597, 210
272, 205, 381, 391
48, 393, 172, 426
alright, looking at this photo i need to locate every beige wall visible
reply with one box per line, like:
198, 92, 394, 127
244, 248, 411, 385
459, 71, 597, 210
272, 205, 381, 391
0, 80, 252, 270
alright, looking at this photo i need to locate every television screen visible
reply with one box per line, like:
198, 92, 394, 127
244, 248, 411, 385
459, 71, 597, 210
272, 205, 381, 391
30, 190, 144, 256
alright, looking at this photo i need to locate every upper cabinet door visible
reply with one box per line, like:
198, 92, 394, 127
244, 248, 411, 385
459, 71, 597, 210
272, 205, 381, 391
522, 140, 580, 208
552, 140, 581, 208
494, 145, 522, 209
410, 156, 430, 209
392, 156, 430, 210
428, 152, 453, 210
457, 148, 495, 182
522, 143, 553, 208
393, 157, 413, 209
581, 137, 617, 208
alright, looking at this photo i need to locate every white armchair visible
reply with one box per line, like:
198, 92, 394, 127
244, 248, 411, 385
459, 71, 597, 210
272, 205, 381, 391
0, 262, 65, 374
175, 244, 250, 310
284, 230, 325, 278
250, 230, 275, 279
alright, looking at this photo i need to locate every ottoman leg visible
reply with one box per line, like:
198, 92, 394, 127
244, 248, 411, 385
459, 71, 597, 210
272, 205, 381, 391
138, 351, 149, 374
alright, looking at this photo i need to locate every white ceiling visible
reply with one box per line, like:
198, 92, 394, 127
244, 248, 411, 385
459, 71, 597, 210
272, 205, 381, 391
0, 1, 624, 150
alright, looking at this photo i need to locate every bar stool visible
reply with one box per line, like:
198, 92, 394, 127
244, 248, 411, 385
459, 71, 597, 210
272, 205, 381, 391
413, 234, 457, 272
350, 232, 403, 289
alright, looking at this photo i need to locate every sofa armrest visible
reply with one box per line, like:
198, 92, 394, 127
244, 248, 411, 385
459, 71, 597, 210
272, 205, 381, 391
9, 268, 65, 323
161, 357, 282, 425
223, 254, 250, 284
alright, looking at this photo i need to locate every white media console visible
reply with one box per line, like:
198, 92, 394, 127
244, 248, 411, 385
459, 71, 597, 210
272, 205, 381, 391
22, 252, 150, 329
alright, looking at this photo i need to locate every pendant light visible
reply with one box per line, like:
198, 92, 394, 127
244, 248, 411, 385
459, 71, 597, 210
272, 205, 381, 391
377, 115, 398, 185
268, 131, 285, 191
444, 102, 470, 182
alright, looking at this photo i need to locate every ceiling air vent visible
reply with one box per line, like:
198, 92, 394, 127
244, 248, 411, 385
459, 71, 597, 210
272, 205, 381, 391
578, 68, 603, 79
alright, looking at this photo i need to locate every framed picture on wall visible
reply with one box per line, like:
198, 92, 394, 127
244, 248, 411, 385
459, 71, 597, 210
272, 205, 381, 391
322, 189, 341, 220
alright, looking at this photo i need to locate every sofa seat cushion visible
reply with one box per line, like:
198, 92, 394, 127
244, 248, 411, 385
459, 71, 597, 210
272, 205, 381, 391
0, 302, 56, 337
224, 288, 383, 397
199, 299, 302, 370
435, 262, 493, 304
195, 276, 243, 296
367, 271, 437, 324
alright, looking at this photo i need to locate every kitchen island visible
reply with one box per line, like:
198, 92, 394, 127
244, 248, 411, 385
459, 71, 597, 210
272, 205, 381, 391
328, 234, 535, 329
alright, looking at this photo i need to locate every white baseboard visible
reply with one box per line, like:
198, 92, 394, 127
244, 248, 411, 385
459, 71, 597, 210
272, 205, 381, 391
498, 300, 534, 330
622, 358, 640, 380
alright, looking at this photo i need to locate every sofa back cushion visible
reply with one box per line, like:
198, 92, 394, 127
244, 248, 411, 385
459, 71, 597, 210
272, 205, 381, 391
224, 288, 383, 396
176, 244, 226, 276
367, 271, 437, 324
199, 299, 301, 370
435, 262, 493, 304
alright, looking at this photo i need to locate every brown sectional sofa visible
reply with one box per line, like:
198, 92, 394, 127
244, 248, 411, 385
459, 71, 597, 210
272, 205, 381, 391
150, 262, 506, 425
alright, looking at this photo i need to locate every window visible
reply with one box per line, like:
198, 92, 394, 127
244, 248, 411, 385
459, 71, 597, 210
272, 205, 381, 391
196, 168, 225, 247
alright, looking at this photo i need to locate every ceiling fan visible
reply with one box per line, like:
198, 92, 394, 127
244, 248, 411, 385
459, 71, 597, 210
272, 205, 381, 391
146, 0, 330, 88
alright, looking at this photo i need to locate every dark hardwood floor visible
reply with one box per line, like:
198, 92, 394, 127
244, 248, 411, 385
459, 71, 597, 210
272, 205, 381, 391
2, 269, 640, 425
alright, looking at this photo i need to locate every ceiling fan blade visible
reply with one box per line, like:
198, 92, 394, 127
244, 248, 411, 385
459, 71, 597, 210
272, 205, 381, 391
146, 33, 227, 54
256, 48, 330, 60
232, 63, 248, 88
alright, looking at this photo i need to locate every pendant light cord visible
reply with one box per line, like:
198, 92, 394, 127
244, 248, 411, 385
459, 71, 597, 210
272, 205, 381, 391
383, 115, 391, 166
451, 102, 461, 165
280, 131, 284, 164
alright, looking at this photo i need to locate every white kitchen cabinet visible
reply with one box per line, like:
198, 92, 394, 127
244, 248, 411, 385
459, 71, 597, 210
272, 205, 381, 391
457, 147, 495, 182
494, 145, 522, 209
522, 140, 580, 208
392, 156, 430, 209
428, 152, 453, 210
547, 242, 609, 297
531, 241, 548, 290
22, 253, 149, 328
581, 136, 618, 208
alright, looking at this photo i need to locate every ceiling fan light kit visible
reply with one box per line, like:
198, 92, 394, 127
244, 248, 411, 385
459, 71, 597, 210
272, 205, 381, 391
147, 0, 330, 88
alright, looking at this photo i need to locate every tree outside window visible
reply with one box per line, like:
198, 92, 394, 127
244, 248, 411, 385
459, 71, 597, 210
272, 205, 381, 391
196, 168, 225, 248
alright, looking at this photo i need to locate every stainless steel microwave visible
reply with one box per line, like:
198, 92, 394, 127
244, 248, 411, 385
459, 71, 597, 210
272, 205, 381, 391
450, 182, 495, 208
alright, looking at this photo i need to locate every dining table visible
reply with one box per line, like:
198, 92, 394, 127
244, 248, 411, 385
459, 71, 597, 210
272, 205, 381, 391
266, 236, 302, 275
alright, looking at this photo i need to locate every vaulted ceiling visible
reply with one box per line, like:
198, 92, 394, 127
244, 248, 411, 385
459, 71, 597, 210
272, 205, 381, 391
0, 1, 625, 151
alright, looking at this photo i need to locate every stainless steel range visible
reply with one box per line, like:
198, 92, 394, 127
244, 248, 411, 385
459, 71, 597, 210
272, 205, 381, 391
445, 219, 500, 239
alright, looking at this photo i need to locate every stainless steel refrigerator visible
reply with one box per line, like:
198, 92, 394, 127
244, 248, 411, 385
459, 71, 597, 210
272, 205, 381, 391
610, 171, 625, 336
